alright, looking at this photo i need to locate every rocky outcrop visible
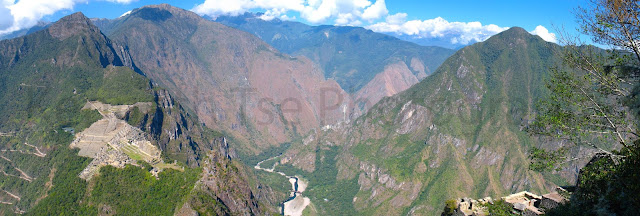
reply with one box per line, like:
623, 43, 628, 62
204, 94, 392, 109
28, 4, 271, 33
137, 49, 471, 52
354, 62, 421, 111
180, 144, 280, 215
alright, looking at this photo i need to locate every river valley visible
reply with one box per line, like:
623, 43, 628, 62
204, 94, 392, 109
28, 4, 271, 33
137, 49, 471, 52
255, 156, 311, 216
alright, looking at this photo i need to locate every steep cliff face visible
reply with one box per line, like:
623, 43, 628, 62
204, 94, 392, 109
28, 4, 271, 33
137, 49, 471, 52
281, 27, 579, 215
178, 138, 282, 215
106, 4, 354, 155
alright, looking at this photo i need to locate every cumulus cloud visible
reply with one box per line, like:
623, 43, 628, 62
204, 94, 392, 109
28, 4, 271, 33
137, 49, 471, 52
103, 0, 138, 3
193, 0, 387, 24
384, 12, 406, 25
360, 0, 387, 21
192, 0, 256, 17
0, 0, 136, 36
366, 16, 509, 45
529, 25, 557, 43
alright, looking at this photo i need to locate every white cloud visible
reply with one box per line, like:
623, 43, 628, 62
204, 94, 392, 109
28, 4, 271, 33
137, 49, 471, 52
102, 0, 137, 3
0, 0, 85, 35
278, 14, 295, 21
384, 12, 406, 25
192, 0, 255, 17
360, 0, 387, 21
530, 25, 557, 43
0, 1, 14, 30
0, 0, 136, 36
193, 0, 387, 25
366, 16, 509, 45
258, 8, 287, 21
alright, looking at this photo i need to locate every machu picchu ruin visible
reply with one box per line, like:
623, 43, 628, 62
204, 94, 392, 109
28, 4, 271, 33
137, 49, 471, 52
70, 101, 180, 180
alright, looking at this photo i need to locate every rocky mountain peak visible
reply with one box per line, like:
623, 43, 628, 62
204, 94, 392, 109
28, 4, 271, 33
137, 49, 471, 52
131, 4, 202, 22
484, 26, 543, 45
48, 12, 100, 40
503, 26, 529, 35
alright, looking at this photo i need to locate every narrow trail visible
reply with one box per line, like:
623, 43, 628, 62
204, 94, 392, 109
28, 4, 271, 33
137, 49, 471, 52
0, 154, 34, 182
1, 170, 31, 182
14, 168, 33, 182
0, 149, 39, 157
0, 155, 11, 162
2, 190, 21, 201
0, 132, 14, 137
19, 83, 46, 88
1, 147, 45, 158
23, 143, 46, 157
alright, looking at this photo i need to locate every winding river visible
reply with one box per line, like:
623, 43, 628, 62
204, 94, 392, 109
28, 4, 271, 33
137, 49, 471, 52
255, 156, 311, 216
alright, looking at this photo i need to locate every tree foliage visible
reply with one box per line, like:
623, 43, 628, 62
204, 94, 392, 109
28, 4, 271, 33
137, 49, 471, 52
577, 0, 640, 62
529, 0, 640, 214
529, 0, 640, 171
485, 200, 518, 216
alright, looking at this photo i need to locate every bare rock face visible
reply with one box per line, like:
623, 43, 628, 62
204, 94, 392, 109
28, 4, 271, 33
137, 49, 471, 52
394, 101, 433, 135
355, 61, 421, 111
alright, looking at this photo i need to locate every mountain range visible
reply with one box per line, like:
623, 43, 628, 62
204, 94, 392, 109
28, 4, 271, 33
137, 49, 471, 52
0, 3, 598, 216
269, 27, 584, 215
214, 13, 455, 94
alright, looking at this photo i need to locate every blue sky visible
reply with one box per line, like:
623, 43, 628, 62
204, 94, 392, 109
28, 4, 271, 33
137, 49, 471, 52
386, 0, 583, 32
0, 0, 590, 45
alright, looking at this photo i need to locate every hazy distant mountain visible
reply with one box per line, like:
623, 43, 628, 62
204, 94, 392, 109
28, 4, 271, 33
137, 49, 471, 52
215, 13, 455, 97
0, 21, 50, 41
387, 33, 469, 50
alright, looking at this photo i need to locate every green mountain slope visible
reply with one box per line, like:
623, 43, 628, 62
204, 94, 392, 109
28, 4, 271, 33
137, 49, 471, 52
0, 12, 277, 215
276, 27, 572, 215
215, 13, 455, 93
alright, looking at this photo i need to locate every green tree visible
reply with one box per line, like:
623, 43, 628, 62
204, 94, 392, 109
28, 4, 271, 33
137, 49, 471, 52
442, 199, 457, 215
529, 0, 640, 214
486, 200, 518, 216
529, 0, 639, 171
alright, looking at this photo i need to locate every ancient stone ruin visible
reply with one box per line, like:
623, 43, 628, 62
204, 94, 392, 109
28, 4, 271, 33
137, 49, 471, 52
70, 101, 176, 180
449, 187, 568, 216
